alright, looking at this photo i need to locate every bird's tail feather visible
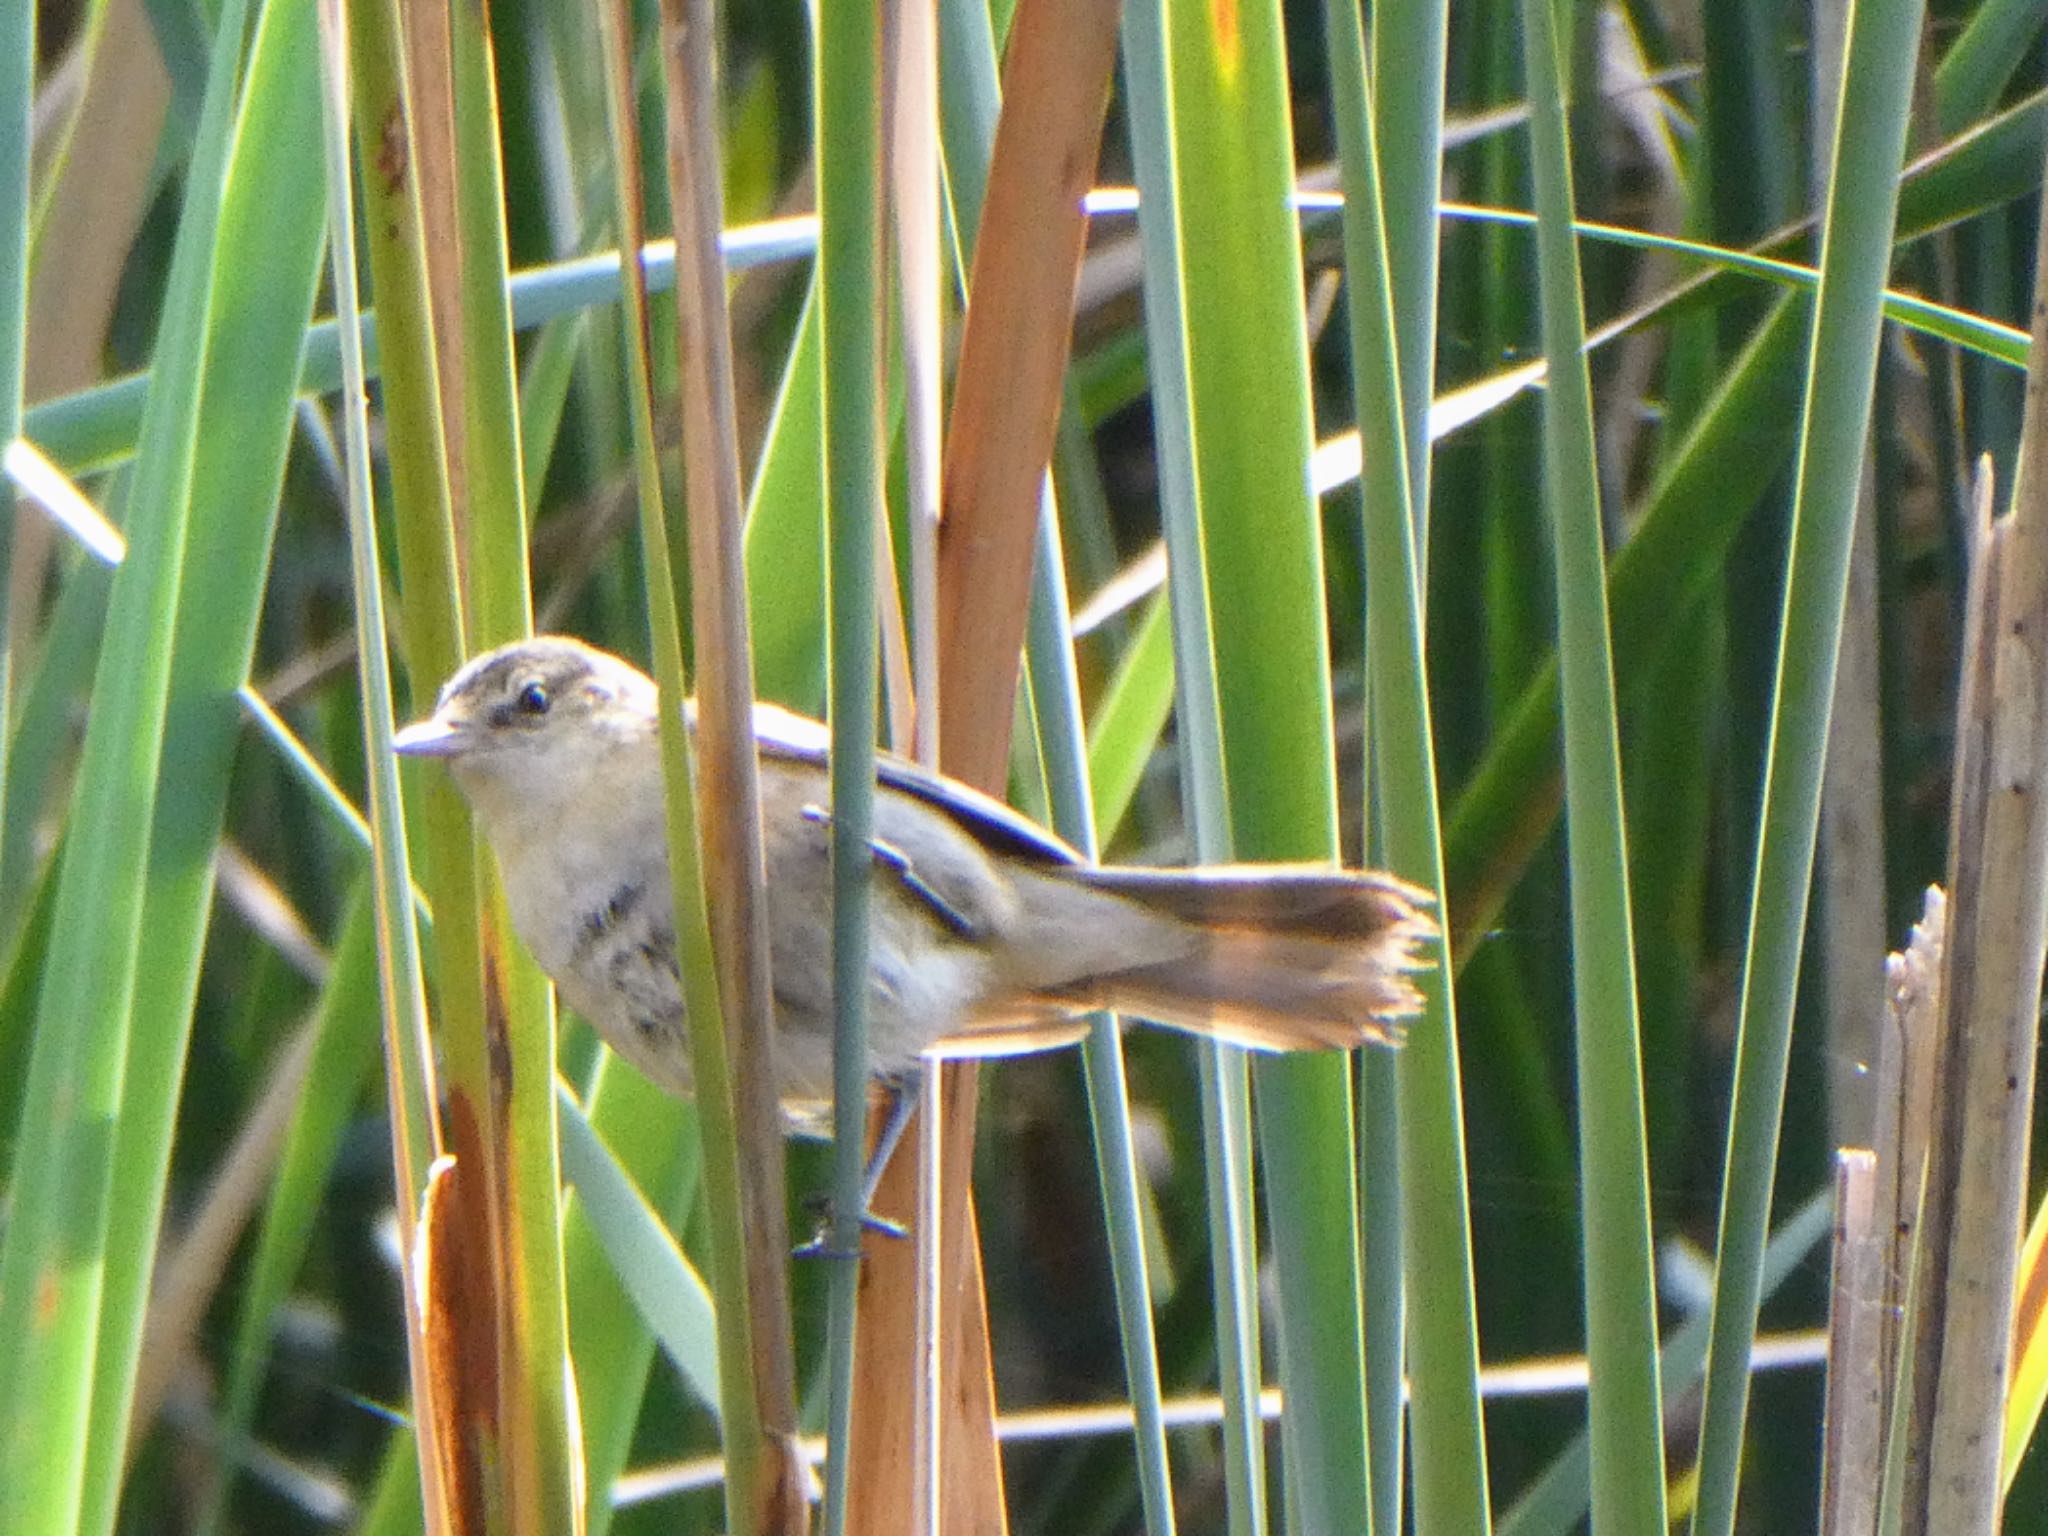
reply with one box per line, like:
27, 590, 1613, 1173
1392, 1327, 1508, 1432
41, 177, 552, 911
982, 864, 1437, 1052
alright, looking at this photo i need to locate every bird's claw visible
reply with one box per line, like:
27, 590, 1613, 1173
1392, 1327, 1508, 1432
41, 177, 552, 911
789, 1078, 921, 1258
793, 1195, 910, 1259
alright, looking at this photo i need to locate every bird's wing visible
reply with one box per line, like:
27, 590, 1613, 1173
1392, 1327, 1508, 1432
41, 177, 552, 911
746, 702, 1082, 869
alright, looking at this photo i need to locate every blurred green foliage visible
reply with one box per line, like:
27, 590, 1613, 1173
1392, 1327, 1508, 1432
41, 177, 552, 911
5, 0, 2047, 1531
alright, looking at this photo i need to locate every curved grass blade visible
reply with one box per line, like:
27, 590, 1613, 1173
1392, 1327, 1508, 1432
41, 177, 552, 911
1084, 590, 1173, 849
1436, 203, 2027, 366
0, 4, 257, 1527
0, 561, 111, 944
29, 96, 2048, 487
80, 1, 331, 1517
1443, 298, 1807, 961
1932, 0, 2047, 133
23, 221, 820, 477
2, 439, 124, 564
1370, 0, 1446, 549
744, 286, 826, 713
191, 896, 383, 1536
1361, 12, 1448, 1519
557, 1082, 718, 1414
560, 1055, 703, 1536
1332, 7, 1453, 1530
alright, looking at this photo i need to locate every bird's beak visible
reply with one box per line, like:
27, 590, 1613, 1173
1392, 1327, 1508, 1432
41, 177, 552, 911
392, 714, 469, 758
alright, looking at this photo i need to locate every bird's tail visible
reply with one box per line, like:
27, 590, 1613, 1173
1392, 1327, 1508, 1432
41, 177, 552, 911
990, 864, 1438, 1052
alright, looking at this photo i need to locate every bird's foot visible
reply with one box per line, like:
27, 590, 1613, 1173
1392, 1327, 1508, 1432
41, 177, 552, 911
793, 1192, 910, 1259
789, 1077, 921, 1258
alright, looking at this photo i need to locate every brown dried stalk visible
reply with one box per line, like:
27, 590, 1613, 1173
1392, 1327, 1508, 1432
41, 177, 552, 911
1897, 183, 2048, 1531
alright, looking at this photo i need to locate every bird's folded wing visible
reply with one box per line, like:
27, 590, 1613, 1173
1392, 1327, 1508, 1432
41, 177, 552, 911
746, 701, 1083, 869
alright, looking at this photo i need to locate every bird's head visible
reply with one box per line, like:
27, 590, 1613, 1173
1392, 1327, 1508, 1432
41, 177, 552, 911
393, 636, 660, 831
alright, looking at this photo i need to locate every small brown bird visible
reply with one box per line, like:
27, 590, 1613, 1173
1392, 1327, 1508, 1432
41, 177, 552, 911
394, 636, 1435, 1132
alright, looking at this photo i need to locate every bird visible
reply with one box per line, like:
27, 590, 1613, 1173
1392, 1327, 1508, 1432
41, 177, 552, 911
393, 635, 1436, 1135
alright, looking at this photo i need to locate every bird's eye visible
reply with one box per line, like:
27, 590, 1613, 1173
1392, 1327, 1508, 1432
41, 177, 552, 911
516, 681, 551, 716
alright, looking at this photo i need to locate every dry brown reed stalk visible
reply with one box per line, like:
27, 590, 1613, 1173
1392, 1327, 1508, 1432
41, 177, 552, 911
129, 1015, 324, 1461
398, 0, 466, 554
326, 0, 482, 1524
655, 5, 806, 1530
1874, 886, 1947, 1416
1820, 885, 1946, 1536
843, 0, 1122, 1531
1821, 1149, 1883, 1536
1897, 182, 2048, 1528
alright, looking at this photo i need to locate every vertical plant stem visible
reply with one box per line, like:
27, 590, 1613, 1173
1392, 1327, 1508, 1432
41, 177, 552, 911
345, 0, 467, 1193
1820, 1149, 1883, 1536
312, 0, 450, 1521
437, 4, 583, 1525
932, 0, 1117, 786
0, 0, 27, 849
593, 1, 767, 1528
1357, 15, 1445, 1519
1026, 507, 1179, 1536
1323, 0, 1490, 1529
1369, 0, 1446, 548
1517, 0, 1667, 1526
1691, 0, 1928, 1530
890, 0, 942, 766
656, 0, 802, 1494
816, 0, 884, 1529
1152, 2, 1392, 1533
1900, 177, 2048, 1534
1117, 4, 1263, 1529
933, 8, 1177, 1525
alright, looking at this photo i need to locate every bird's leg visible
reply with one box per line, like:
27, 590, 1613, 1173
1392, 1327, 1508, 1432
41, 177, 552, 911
859, 1075, 919, 1214
794, 1077, 918, 1258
